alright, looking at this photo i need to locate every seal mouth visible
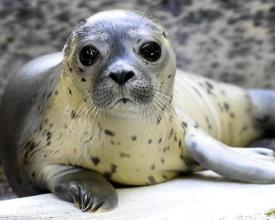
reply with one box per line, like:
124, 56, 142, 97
113, 98, 134, 106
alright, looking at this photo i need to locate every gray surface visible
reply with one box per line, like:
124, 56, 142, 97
0, 172, 275, 220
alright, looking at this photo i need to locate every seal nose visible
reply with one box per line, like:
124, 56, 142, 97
109, 70, 135, 85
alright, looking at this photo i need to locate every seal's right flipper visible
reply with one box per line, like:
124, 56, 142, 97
41, 165, 118, 212
249, 138, 275, 152
185, 130, 275, 183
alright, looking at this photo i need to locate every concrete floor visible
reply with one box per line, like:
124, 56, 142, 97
0, 171, 275, 220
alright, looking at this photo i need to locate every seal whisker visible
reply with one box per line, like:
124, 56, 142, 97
152, 99, 169, 140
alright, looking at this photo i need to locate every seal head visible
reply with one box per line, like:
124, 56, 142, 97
63, 10, 176, 118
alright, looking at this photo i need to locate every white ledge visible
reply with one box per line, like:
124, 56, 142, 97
0, 171, 275, 220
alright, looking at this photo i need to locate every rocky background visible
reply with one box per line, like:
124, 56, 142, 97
1, 0, 275, 199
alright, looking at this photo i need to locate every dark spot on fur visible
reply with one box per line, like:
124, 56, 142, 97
167, 74, 172, 79
131, 135, 137, 141
103, 172, 112, 180
181, 122, 187, 129
157, 117, 162, 125
206, 88, 213, 95
163, 31, 167, 38
242, 126, 248, 132
111, 164, 117, 173
169, 115, 173, 122
193, 122, 199, 128
230, 113, 235, 118
178, 140, 182, 148
148, 139, 152, 144
68, 88, 72, 95
162, 175, 168, 180
91, 157, 100, 165
151, 164, 155, 170
192, 86, 203, 97
105, 129, 115, 136
71, 110, 76, 119
205, 81, 214, 90
158, 138, 162, 143
148, 176, 157, 184
81, 77, 86, 82
161, 158, 165, 164
46, 131, 52, 141
120, 152, 131, 158
163, 146, 170, 152
79, 18, 87, 25
67, 62, 73, 73
42, 91, 47, 100
168, 128, 174, 139
46, 92, 52, 99
223, 102, 230, 111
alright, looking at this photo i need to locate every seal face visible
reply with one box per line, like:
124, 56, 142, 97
2, 9, 275, 213
63, 10, 176, 119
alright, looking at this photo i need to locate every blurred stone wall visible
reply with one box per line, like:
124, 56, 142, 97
1, 0, 275, 102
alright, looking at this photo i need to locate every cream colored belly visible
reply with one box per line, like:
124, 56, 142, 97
32, 112, 189, 185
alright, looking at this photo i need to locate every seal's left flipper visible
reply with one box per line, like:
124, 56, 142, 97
42, 165, 118, 212
185, 130, 275, 183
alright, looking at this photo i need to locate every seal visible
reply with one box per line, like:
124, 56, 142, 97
1, 10, 275, 212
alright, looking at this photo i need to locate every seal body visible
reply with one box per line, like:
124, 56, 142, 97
20, 69, 261, 187
1, 10, 275, 212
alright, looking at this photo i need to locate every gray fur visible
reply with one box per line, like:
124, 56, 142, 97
0, 53, 62, 196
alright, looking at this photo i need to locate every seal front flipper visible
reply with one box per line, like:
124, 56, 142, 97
185, 129, 275, 183
42, 165, 118, 212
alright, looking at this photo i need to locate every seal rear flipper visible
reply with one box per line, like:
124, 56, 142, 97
39, 164, 118, 212
185, 130, 275, 183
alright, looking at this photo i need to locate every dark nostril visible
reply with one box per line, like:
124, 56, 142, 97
125, 71, 135, 82
109, 72, 119, 83
109, 71, 135, 85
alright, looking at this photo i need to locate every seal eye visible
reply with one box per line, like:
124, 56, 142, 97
79, 45, 99, 66
139, 41, 161, 62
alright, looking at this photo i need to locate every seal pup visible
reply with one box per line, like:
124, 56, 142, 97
1, 10, 275, 212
